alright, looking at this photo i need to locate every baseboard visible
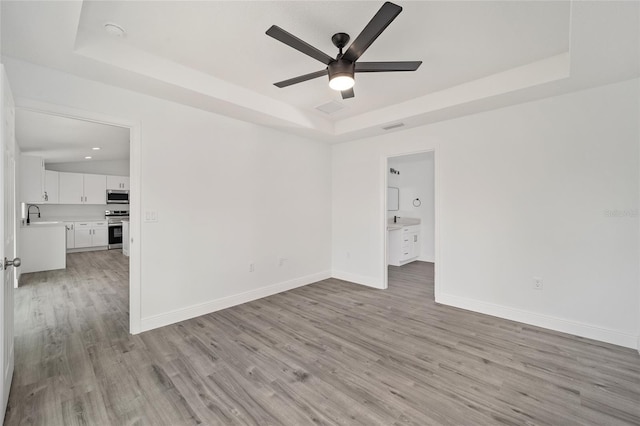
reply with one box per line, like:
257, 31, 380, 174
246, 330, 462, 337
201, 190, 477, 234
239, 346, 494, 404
331, 270, 384, 289
67, 246, 108, 253
140, 270, 331, 332
436, 292, 638, 350
417, 255, 435, 263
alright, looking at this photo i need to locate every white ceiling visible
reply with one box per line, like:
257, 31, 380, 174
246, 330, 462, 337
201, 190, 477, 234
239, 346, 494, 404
16, 110, 130, 163
1, 1, 639, 143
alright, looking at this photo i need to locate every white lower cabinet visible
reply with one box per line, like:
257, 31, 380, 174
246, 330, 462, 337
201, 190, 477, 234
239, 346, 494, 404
64, 222, 75, 249
73, 221, 108, 249
388, 225, 420, 266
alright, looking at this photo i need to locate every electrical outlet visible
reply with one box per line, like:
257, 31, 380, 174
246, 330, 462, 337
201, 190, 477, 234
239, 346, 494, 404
533, 277, 543, 290
249, 263, 255, 272
278, 257, 287, 267
346, 252, 351, 259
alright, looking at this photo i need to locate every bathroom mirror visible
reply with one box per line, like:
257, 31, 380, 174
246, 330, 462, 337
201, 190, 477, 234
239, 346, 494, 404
387, 187, 399, 211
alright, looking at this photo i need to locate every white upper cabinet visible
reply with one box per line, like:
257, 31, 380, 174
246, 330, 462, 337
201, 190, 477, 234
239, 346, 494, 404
106, 175, 129, 190
58, 172, 84, 204
83, 174, 106, 204
20, 154, 45, 203
59, 173, 106, 204
43, 170, 59, 204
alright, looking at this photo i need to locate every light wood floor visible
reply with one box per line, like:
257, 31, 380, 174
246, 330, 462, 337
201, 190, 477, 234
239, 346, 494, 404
5, 252, 640, 425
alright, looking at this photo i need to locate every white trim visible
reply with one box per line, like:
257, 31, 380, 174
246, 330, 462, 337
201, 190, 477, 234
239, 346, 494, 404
332, 270, 384, 289
436, 292, 638, 349
140, 270, 332, 332
13, 98, 143, 334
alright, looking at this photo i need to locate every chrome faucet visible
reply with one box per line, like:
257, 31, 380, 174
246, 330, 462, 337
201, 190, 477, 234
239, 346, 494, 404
26, 204, 40, 225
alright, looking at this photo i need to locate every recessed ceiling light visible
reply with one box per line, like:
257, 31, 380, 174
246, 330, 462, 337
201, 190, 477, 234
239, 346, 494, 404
85, 156, 92, 160
92, 147, 101, 150
104, 23, 126, 37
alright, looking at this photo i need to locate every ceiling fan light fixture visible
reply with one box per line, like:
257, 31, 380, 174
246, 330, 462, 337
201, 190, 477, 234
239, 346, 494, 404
328, 60, 355, 91
329, 75, 354, 91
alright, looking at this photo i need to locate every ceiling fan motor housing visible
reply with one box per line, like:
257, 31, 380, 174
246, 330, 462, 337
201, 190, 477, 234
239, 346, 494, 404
328, 59, 355, 81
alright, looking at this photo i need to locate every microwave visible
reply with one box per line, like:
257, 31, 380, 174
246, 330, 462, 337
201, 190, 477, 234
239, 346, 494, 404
106, 189, 130, 204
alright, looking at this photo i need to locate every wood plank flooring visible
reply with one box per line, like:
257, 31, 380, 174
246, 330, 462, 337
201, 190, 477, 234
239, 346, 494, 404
5, 252, 640, 425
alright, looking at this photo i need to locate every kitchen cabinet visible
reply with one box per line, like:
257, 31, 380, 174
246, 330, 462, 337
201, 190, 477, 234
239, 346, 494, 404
83, 174, 107, 204
388, 225, 420, 266
20, 154, 45, 203
59, 172, 106, 204
44, 170, 59, 204
106, 175, 130, 190
74, 221, 108, 248
20, 223, 66, 273
58, 172, 83, 204
64, 222, 75, 249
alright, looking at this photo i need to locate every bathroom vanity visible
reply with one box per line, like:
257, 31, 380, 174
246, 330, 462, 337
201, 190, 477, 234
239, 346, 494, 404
388, 218, 421, 266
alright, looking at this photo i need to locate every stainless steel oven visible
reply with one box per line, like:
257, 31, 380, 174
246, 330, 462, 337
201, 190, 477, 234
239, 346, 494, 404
106, 210, 129, 250
107, 189, 129, 204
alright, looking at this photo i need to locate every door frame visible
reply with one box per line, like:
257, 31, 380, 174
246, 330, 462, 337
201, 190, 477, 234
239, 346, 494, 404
15, 99, 143, 333
382, 148, 440, 299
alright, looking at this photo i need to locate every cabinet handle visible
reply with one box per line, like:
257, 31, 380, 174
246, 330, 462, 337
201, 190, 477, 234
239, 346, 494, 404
44, 192, 48, 202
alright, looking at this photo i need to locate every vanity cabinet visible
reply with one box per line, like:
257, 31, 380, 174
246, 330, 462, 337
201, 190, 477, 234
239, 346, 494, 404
388, 225, 420, 266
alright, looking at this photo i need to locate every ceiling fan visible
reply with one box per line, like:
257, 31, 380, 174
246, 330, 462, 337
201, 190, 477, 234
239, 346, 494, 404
266, 1, 422, 99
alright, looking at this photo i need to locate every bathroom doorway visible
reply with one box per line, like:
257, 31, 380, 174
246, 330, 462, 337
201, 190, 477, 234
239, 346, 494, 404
384, 151, 436, 297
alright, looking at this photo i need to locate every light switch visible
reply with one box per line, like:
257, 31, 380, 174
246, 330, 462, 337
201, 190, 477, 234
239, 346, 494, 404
144, 210, 158, 222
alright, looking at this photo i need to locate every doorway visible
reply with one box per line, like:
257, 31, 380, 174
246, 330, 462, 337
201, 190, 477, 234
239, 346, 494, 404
384, 151, 436, 296
12, 101, 141, 333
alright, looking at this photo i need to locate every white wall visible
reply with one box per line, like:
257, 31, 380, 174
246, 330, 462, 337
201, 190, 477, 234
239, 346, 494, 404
388, 153, 435, 262
5, 58, 332, 330
332, 78, 640, 349
46, 159, 130, 176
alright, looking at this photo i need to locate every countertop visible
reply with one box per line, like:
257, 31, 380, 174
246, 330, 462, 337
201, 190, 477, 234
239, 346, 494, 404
21, 221, 65, 229
22, 217, 107, 228
387, 217, 421, 231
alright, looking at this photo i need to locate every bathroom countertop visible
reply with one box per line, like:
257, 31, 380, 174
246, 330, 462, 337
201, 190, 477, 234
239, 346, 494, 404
387, 217, 421, 231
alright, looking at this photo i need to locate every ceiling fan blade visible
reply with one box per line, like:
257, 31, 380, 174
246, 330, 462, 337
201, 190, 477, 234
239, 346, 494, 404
342, 2, 402, 63
266, 25, 334, 65
274, 69, 328, 88
355, 61, 422, 72
341, 88, 355, 99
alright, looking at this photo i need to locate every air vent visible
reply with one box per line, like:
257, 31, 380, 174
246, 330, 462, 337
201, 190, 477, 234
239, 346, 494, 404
382, 122, 405, 131
315, 101, 345, 115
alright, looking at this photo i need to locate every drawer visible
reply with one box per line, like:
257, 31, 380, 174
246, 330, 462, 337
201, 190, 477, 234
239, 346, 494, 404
402, 225, 419, 233
75, 221, 108, 229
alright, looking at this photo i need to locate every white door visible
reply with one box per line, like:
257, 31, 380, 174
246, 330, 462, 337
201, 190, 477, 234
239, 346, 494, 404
0, 66, 17, 419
